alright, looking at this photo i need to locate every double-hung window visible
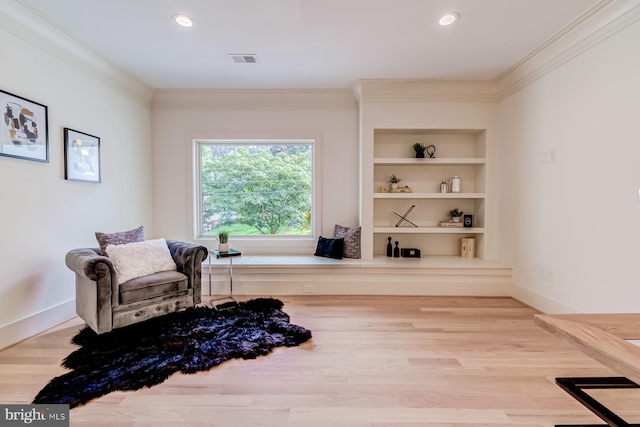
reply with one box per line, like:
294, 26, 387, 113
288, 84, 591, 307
195, 139, 316, 243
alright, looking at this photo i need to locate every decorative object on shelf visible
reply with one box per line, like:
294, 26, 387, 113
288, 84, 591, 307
380, 186, 389, 193
64, 128, 101, 183
413, 142, 427, 158
218, 230, 229, 252
440, 179, 449, 193
401, 248, 421, 258
389, 174, 402, 189
393, 204, 418, 227
461, 237, 476, 258
450, 176, 462, 193
426, 144, 436, 158
391, 186, 412, 193
449, 208, 464, 223
0, 89, 49, 162
463, 214, 473, 228
393, 241, 400, 258
440, 221, 464, 228
386, 237, 392, 257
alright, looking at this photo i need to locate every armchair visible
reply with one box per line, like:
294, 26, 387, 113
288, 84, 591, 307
66, 240, 208, 334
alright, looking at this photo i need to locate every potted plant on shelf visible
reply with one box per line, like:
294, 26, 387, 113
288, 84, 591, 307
449, 208, 464, 223
389, 174, 402, 189
218, 230, 229, 252
413, 142, 427, 158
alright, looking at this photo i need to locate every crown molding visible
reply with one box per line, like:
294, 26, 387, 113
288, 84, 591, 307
151, 89, 357, 111
495, 0, 640, 99
1, 0, 153, 106
356, 1, 640, 104
356, 79, 499, 103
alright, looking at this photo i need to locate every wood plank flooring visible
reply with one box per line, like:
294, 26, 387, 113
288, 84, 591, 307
2, 295, 640, 426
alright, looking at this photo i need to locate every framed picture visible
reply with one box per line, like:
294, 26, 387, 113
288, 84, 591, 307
0, 89, 49, 162
64, 128, 101, 183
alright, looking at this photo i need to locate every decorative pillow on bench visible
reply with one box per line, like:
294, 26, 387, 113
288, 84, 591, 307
334, 224, 361, 259
314, 236, 344, 259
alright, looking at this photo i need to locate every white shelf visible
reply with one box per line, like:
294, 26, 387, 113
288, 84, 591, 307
374, 192, 485, 199
374, 157, 486, 165
369, 128, 488, 259
374, 227, 485, 234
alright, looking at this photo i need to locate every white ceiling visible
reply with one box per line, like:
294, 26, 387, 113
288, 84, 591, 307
21, 0, 603, 90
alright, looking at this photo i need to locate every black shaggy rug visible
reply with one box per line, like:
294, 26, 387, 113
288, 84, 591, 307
33, 298, 311, 408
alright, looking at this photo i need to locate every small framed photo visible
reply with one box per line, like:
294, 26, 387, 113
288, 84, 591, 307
0, 89, 49, 162
64, 128, 101, 183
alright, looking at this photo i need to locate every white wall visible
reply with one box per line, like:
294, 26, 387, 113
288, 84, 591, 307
0, 4, 153, 348
151, 90, 359, 255
497, 15, 640, 313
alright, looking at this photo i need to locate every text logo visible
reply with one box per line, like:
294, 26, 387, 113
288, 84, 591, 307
0, 405, 69, 427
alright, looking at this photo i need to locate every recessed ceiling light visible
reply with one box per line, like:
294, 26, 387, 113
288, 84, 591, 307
439, 12, 460, 26
172, 14, 193, 27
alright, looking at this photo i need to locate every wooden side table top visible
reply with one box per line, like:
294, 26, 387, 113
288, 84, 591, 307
534, 313, 640, 385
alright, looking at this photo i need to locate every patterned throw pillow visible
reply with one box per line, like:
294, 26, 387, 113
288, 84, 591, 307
314, 236, 344, 259
95, 225, 144, 255
334, 224, 361, 259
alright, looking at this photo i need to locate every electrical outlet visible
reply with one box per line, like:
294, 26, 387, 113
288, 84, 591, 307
545, 268, 554, 282
303, 285, 314, 293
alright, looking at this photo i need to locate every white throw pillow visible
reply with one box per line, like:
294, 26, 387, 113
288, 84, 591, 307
106, 238, 177, 285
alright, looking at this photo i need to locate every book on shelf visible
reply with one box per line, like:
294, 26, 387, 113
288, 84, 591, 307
391, 186, 413, 193
461, 237, 476, 258
440, 221, 464, 228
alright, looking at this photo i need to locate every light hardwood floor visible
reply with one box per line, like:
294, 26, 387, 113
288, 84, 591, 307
2, 295, 640, 426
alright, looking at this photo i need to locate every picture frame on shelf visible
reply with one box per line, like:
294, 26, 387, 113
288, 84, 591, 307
64, 128, 101, 183
0, 89, 49, 162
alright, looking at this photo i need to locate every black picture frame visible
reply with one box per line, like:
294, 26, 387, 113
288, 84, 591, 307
0, 89, 49, 162
64, 128, 101, 183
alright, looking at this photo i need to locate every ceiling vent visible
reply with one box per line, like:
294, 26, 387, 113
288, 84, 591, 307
229, 54, 258, 64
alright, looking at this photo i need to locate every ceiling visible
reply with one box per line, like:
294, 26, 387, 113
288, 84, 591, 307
20, 0, 603, 90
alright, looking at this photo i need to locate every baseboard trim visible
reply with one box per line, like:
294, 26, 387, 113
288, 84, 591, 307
0, 299, 76, 350
510, 282, 581, 314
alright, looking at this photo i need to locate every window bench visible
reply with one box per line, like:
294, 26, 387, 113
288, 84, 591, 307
203, 255, 512, 297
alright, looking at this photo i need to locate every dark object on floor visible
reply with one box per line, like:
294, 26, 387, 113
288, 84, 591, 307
33, 298, 311, 408
215, 300, 238, 310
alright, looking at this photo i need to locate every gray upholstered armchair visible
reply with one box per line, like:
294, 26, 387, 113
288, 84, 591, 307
66, 240, 208, 334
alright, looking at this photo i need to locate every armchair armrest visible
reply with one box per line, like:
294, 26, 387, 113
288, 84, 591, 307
66, 247, 119, 334
166, 240, 208, 304
65, 247, 115, 281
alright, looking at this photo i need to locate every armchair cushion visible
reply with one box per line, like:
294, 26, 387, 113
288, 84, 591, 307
119, 270, 187, 304
105, 238, 177, 285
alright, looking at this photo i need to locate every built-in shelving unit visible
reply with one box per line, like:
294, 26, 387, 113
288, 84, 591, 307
371, 128, 487, 258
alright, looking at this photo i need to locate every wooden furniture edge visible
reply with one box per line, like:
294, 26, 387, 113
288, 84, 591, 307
534, 313, 640, 385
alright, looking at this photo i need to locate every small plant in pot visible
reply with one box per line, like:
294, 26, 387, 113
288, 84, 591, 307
413, 142, 427, 158
389, 174, 402, 189
218, 230, 229, 252
449, 208, 464, 223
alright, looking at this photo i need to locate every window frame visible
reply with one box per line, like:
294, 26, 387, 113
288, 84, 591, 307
193, 138, 320, 252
